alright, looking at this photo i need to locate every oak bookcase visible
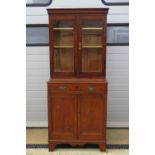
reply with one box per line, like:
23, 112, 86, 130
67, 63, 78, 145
47, 8, 109, 152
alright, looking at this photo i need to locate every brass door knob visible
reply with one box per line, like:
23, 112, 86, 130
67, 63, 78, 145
59, 86, 66, 91
88, 87, 96, 92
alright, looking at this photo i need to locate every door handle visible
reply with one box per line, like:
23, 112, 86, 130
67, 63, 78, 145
59, 86, 66, 91
88, 87, 96, 92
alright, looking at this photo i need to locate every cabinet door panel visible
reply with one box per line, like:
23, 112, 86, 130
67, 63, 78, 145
78, 17, 106, 77
49, 94, 77, 140
78, 94, 106, 140
53, 21, 74, 73
50, 16, 78, 77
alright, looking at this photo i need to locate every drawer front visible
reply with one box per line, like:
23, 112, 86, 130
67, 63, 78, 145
78, 84, 106, 93
49, 84, 77, 92
48, 83, 106, 93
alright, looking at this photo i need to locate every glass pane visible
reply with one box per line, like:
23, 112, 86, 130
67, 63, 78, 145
82, 21, 102, 28
82, 49, 102, 72
82, 30, 102, 47
53, 21, 73, 48
26, 27, 49, 45
107, 26, 129, 44
81, 21, 103, 72
81, 21, 103, 48
54, 30, 73, 47
54, 48, 74, 72
53, 21, 74, 72
53, 21, 73, 28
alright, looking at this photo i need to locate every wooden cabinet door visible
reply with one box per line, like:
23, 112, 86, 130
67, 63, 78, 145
78, 16, 107, 77
49, 15, 78, 78
78, 94, 106, 140
49, 94, 77, 140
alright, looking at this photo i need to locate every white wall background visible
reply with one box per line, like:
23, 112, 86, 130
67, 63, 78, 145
26, 0, 129, 127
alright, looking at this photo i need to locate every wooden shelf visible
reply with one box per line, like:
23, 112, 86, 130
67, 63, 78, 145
53, 28, 73, 30
54, 46, 73, 48
82, 27, 102, 30
82, 46, 102, 48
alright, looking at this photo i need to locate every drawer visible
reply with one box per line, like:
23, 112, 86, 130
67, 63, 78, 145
49, 84, 78, 92
49, 83, 106, 93
78, 84, 106, 93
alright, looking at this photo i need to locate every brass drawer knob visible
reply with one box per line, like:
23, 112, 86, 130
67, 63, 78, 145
88, 87, 96, 92
59, 86, 66, 91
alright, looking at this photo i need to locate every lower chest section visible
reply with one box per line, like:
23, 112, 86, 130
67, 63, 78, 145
48, 79, 107, 141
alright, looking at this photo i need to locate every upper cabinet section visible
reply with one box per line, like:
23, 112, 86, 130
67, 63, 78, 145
47, 8, 109, 78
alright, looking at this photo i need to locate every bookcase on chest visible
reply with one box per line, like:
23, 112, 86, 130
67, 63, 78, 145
47, 8, 109, 152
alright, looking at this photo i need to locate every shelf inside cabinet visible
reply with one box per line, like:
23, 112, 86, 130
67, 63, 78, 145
54, 46, 73, 48
53, 28, 73, 30
82, 27, 103, 30
82, 46, 102, 48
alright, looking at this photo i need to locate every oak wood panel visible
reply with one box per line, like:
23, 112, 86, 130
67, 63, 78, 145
49, 94, 77, 140
78, 94, 106, 140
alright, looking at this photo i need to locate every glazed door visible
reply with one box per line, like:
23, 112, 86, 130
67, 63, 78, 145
49, 94, 77, 140
50, 16, 77, 77
78, 16, 106, 77
78, 94, 106, 140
